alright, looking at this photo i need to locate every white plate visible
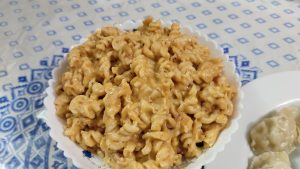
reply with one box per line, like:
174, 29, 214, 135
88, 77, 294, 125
206, 71, 300, 169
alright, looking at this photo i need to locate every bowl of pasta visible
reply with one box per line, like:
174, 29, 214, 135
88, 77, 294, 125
43, 17, 243, 169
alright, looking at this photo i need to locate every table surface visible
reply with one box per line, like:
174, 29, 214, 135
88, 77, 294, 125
0, 0, 299, 169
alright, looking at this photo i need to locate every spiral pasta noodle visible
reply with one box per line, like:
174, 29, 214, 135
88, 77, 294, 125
55, 17, 236, 169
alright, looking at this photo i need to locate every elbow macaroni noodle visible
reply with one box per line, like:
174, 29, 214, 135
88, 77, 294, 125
55, 17, 236, 169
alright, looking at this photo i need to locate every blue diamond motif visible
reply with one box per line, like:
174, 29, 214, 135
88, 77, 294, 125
34, 137, 46, 149
71, 4, 80, 9
18, 76, 27, 82
176, 7, 185, 12
191, 2, 201, 7
212, 18, 223, 24
77, 11, 87, 17
269, 27, 280, 33
62, 48, 69, 53
40, 60, 48, 66
95, 7, 104, 13
128, 0, 137, 4
65, 25, 75, 31
242, 9, 253, 15
84, 20, 94, 26
136, 7, 145, 12
53, 40, 64, 46
9, 41, 18, 47
102, 16, 111, 21
206, 0, 215, 3
196, 23, 207, 29
252, 48, 263, 55
224, 28, 236, 34
266, 60, 279, 67
186, 15, 196, 20
208, 33, 219, 39
72, 35, 82, 41
160, 11, 170, 16
119, 11, 128, 17
202, 10, 212, 16
255, 18, 266, 24
18, 16, 26, 22
241, 61, 250, 67
36, 12, 46, 18
49, 0, 57, 5
257, 5, 267, 10
112, 3, 121, 8
9, 1, 18, 5
271, 1, 280, 6
19, 64, 30, 70
283, 22, 294, 28
59, 16, 69, 22
54, 8, 63, 13
27, 35, 37, 41
14, 8, 22, 13
237, 38, 249, 44
270, 13, 280, 19
34, 98, 44, 109
268, 43, 280, 49
223, 48, 229, 54
11, 134, 25, 150
228, 14, 239, 19
231, 1, 241, 6
22, 114, 35, 129
283, 37, 295, 44
220, 43, 232, 49
33, 46, 43, 52
217, 5, 226, 11
88, 0, 97, 5
283, 9, 294, 14
41, 122, 50, 131
47, 30, 56, 36
167, 0, 176, 3
151, 3, 160, 8
6, 156, 21, 169
30, 155, 43, 168
13, 52, 23, 58
0, 21, 8, 27
240, 23, 251, 28
283, 54, 296, 61
4, 31, 13, 36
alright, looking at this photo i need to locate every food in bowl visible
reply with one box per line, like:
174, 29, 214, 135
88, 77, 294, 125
249, 152, 292, 169
248, 106, 300, 169
250, 107, 299, 154
54, 17, 236, 169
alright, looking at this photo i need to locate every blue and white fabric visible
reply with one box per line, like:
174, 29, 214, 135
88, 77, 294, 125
0, 0, 299, 168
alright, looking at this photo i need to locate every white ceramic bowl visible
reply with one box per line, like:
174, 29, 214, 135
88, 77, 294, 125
42, 19, 243, 169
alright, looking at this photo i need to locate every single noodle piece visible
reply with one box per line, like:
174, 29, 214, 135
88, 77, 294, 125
55, 17, 236, 169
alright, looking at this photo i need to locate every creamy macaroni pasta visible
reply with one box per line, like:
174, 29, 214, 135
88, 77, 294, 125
55, 17, 236, 169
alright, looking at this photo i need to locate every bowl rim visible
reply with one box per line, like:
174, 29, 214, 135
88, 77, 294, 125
42, 19, 243, 169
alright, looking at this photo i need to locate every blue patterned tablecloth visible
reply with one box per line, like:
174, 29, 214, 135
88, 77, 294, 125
0, 0, 299, 169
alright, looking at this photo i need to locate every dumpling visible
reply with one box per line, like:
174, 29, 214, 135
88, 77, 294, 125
250, 108, 298, 154
248, 151, 291, 169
